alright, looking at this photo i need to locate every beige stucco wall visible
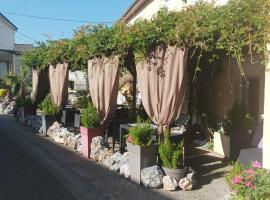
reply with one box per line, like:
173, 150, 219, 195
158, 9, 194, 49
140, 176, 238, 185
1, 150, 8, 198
127, 0, 230, 24
0, 17, 15, 50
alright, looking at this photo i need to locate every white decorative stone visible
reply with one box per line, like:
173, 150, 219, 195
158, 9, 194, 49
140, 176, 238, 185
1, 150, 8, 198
47, 122, 62, 137
109, 152, 127, 172
120, 163, 130, 179
102, 156, 115, 168
141, 165, 164, 188
98, 148, 113, 162
179, 178, 192, 191
90, 136, 105, 161
163, 176, 178, 191
54, 136, 65, 144
77, 144, 83, 153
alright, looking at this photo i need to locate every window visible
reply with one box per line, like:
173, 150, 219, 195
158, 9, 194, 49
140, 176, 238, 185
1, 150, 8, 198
0, 61, 9, 78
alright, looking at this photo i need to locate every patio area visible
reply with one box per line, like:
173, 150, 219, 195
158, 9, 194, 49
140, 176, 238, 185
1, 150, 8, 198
0, 114, 230, 200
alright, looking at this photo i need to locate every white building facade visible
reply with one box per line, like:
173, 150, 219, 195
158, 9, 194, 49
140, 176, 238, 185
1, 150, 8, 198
0, 13, 17, 78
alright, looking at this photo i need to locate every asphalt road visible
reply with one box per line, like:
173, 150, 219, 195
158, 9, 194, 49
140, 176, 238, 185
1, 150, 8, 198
0, 123, 76, 200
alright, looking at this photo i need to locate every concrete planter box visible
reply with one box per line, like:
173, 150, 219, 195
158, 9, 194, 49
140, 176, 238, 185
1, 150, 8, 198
127, 142, 158, 184
80, 126, 103, 158
41, 115, 56, 136
162, 167, 185, 181
74, 113, 81, 129
214, 132, 230, 159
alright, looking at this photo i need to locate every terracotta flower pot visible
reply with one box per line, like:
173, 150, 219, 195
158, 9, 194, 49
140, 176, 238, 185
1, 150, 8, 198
80, 126, 103, 158
127, 142, 158, 184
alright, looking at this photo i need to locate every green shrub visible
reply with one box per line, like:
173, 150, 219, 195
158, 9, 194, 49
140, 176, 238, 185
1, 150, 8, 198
74, 95, 89, 109
38, 96, 59, 115
15, 96, 26, 107
24, 97, 33, 107
159, 131, 184, 169
0, 89, 7, 97
81, 103, 100, 128
127, 117, 153, 146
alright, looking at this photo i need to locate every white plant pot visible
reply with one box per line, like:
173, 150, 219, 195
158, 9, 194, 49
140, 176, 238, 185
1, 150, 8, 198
214, 132, 230, 159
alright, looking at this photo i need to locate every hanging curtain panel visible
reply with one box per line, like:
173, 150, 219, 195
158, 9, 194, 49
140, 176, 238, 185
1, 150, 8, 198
136, 45, 187, 132
49, 63, 69, 108
88, 56, 119, 124
31, 68, 50, 106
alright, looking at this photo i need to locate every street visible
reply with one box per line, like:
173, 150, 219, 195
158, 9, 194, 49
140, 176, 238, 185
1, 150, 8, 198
0, 121, 75, 200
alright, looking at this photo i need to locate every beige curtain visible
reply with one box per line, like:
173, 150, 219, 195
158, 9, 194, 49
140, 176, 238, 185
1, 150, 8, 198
31, 69, 50, 106
49, 63, 69, 108
88, 56, 119, 124
136, 45, 187, 130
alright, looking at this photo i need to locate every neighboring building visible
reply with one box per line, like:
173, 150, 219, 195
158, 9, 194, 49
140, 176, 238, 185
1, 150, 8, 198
0, 13, 32, 78
122, 0, 229, 24
121, 0, 269, 168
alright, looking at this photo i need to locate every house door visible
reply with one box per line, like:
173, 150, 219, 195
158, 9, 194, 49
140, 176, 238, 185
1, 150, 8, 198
0, 61, 8, 78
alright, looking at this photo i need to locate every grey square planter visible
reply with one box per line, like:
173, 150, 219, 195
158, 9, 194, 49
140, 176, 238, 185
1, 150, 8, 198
127, 142, 158, 184
41, 115, 56, 136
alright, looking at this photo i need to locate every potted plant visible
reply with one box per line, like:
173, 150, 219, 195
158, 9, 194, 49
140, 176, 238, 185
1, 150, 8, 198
126, 118, 158, 184
80, 103, 102, 158
159, 131, 185, 181
38, 95, 59, 136
214, 103, 253, 160
73, 92, 90, 130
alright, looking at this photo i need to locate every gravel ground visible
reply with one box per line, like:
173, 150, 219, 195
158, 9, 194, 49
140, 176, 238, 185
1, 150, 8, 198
0, 114, 230, 200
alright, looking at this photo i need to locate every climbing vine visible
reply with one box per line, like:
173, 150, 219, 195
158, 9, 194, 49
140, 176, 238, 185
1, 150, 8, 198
21, 0, 269, 74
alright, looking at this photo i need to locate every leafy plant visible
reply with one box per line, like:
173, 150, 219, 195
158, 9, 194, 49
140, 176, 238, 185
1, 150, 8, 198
226, 161, 270, 200
74, 94, 89, 109
206, 140, 214, 151
38, 95, 59, 115
127, 117, 153, 146
24, 97, 33, 107
81, 103, 100, 128
19, 0, 269, 73
219, 103, 253, 135
159, 131, 184, 169
0, 89, 7, 98
15, 96, 26, 107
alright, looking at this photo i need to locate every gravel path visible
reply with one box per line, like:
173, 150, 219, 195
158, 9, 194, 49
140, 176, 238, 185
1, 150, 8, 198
0, 118, 75, 200
0, 114, 230, 200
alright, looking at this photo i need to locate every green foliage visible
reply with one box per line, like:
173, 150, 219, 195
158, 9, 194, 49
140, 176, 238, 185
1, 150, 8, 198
227, 161, 270, 200
219, 103, 253, 135
206, 140, 214, 151
74, 94, 89, 109
24, 97, 33, 107
15, 96, 26, 107
226, 161, 244, 186
159, 131, 184, 169
81, 103, 100, 128
127, 117, 153, 146
38, 95, 59, 115
19, 0, 269, 73
21, 42, 49, 70
0, 89, 7, 97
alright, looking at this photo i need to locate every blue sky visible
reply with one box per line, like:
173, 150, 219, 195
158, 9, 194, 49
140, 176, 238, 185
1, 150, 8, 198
0, 0, 133, 44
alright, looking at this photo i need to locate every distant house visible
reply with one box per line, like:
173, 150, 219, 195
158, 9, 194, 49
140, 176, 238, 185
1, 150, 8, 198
0, 13, 32, 78
121, 0, 270, 169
